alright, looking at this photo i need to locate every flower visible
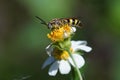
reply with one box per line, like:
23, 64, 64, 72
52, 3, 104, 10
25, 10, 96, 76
42, 40, 92, 76
47, 24, 76, 42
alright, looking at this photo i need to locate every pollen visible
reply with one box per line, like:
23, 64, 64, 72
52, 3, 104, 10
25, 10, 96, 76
52, 48, 73, 60
47, 27, 64, 42
52, 48, 69, 60
47, 24, 73, 42
63, 24, 71, 32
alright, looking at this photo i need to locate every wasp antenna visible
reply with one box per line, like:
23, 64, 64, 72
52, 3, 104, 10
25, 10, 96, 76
35, 16, 48, 26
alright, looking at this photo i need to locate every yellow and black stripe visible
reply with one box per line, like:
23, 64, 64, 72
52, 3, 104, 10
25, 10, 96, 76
63, 18, 82, 28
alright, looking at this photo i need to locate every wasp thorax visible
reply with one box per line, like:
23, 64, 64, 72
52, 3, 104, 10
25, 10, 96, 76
48, 19, 63, 30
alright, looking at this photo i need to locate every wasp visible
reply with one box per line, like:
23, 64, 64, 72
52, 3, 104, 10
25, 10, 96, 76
36, 16, 82, 30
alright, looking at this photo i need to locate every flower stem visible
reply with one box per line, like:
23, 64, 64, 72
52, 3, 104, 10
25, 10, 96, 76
66, 49, 83, 80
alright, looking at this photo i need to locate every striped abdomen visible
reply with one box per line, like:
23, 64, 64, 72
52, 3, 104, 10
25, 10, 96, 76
63, 18, 82, 28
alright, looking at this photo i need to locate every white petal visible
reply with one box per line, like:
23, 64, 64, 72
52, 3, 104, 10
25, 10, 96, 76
79, 45, 92, 52
59, 60, 71, 74
46, 43, 53, 56
71, 41, 87, 46
48, 61, 59, 76
68, 54, 85, 68
71, 41, 87, 51
71, 27, 76, 32
42, 56, 55, 69
68, 57, 74, 67
71, 40, 92, 52
63, 31, 69, 38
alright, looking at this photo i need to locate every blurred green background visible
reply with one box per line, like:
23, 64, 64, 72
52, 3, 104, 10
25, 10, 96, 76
0, 0, 120, 80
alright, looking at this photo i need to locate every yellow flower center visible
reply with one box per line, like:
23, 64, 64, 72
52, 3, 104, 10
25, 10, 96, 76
47, 27, 64, 42
52, 48, 73, 60
47, 24, 73, 42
